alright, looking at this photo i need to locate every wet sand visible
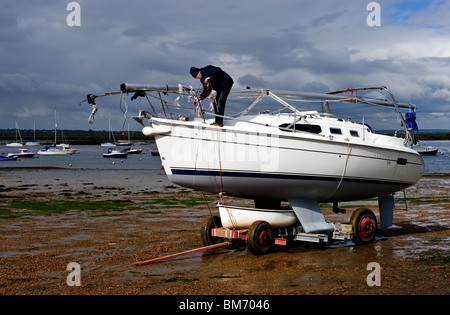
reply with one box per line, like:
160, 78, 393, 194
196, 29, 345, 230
0, 168, 448, 295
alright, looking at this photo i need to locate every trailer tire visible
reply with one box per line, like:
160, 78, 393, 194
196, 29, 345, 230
351, 208, 377, 245
247, 221, 274, 255
201, 216, 223, 246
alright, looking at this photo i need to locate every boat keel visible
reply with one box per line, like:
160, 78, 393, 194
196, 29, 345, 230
378, 194, 394, 228
288, 199, 335, 234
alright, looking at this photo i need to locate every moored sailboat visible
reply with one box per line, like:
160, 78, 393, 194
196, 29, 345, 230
6, 122, 23, 147
37, 110, 78, 156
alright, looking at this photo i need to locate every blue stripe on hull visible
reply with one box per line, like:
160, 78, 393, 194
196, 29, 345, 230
170, 168, 410, 186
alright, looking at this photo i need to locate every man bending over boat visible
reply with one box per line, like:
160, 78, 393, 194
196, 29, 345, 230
190, 65, 234, 127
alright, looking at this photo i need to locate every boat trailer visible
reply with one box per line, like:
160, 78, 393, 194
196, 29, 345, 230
201, 206, 377, 256
133, 207, 378, 266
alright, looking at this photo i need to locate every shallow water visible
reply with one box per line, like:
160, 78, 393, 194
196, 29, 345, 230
1, 140, 449, 174
0, 143, 162, 170
417, 140, 450, 175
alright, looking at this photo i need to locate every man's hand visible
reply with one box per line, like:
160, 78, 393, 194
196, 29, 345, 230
193, 98, 199, 106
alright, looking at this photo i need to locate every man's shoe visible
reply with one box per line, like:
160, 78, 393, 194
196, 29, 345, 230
211, 122, 223, 127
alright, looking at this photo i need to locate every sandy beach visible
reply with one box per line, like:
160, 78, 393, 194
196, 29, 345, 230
0, 167, 448, 295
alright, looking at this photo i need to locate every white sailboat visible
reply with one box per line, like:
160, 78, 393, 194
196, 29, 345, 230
114, 119, 133, 146
101, 118, 117, 147
82, 83, 424, 253
25, 122, 41, 146
37, 110, 78, 156
6, 122, 23, 147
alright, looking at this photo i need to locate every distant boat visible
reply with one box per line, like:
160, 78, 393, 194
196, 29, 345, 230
101, 118, 117, 146
25, 122, 40, 146
103, 148, 128, 158
5, 142, 23, 148
100, 140, 116, 147
418, 146, 438, 156
150, 147, 160, 156
7, 148, 36, 159
6, 122, 23, 147
115, 140, 133, 146
0, 155, 18, 161
115, 120, 133, 146
101, 140, 116, 147
38, 144, 77, 156
121, 147, 143, 154
25, 140, 40, 146
37, 110, 78, 156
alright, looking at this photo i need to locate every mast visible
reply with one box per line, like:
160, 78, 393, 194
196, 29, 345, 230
54, 109, 57, 144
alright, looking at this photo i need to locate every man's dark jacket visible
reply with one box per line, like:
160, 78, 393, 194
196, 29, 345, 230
198, 65, 234, 100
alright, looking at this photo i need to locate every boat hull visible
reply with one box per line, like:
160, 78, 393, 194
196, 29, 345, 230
7, 153, 35, 158
7, 148, 35, 159
0, 155, 18, 161
103, 148, 128, 158
153, 118, 424, 202
419, 149, 438, 156
37, 149, 77, 155
6, 143, 23, 147
103, 153, 128, 158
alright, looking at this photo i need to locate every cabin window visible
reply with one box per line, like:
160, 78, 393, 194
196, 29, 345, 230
279, 123, 322, 134
329, 128, 342, 135
350, 130, 359, 137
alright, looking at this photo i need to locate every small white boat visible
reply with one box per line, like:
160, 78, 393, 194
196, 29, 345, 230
115, 140, 133, 146
7, 148, 36, 159
121, 147, 143, 154
219, 204, 298, 230
418, 146, 438, 156
103, 148, 128, 158
56, 143, 78, 153
25, 140, 40, 146
101, 140, 116, 147
25, 123, 40, 146
37, 144, 78, 156
37, 110, 78, 155
115, 120, 133, 146
6, 142, 23, 147
101, 118, 117, 146
6, 122, 23, 147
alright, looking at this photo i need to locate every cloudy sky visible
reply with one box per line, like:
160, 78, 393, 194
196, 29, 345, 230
1, 0, 449, 131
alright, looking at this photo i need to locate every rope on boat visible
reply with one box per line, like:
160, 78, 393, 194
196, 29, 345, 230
214, 124, 238, 231
191, 120, 237, 231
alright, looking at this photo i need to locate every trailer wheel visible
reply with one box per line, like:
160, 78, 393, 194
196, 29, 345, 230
247, 221, 274, 255
201, 216, 223, 246
351, 208, 377, 245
